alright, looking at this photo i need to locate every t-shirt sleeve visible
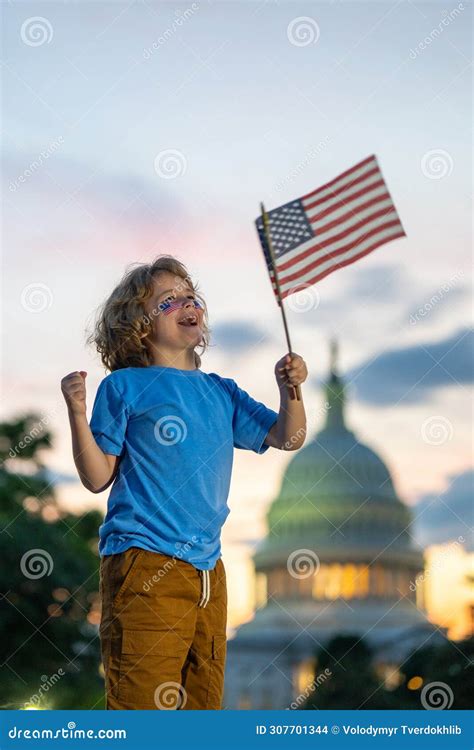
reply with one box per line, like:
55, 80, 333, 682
231, 381, 278, 454
89, 377, 128, 457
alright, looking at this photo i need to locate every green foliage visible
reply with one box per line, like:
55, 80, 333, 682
0, 415, 104, 709
303, 635, 400, 709
302, 634, 473, 710
393, 637, 473, 709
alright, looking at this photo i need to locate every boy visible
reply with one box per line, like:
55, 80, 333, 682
61, 255, 307, 709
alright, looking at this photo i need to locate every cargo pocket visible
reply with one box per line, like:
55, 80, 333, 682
206, 634, 227, 709
112, 548, 145, 608
119, 628, 189, 708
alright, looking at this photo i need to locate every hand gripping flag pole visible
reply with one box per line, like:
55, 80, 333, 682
259, 201, 302, 402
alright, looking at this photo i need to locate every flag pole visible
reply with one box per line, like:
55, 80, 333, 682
260, 201, 302, 402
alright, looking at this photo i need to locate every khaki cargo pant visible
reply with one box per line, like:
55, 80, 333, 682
99, 547, 227, 710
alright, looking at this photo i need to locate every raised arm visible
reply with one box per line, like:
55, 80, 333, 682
264, 353, 307, 450
61, 371, 119, 493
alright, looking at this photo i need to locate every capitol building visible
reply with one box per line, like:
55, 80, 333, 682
224, 344, 445, 709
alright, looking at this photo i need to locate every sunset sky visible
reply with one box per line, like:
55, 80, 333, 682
2, 0, 472, 626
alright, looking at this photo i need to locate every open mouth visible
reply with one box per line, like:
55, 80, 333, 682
178, 314, 199, 327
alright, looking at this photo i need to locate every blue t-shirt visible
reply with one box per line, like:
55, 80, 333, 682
89, 366, 278, 570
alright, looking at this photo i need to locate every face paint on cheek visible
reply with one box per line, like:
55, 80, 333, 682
158, 299, 203, 316
160, 300, 184, 315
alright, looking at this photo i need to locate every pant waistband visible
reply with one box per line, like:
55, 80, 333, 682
198, 569, 210, 608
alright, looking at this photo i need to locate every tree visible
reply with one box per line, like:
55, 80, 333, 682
301, 632, 473, 710
0, 414, 104, 709
393, 637, 473, 709
302, 635, 401, 709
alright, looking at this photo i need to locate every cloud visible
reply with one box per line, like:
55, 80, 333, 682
404, 283, 469, 327
4, 147, 226, 267
412, 469, 473, 551
4, 149, 181, 226
344, 263, 411, 303
210, 321, 273, 353
340, 328, 473, 406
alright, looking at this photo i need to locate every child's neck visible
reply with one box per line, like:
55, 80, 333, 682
149, 348, 197, 371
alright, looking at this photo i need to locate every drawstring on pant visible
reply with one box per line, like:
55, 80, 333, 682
198, 569, 210, 608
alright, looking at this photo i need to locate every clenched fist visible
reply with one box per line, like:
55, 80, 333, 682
275, 353, 307, 390
61, 371, 88, 415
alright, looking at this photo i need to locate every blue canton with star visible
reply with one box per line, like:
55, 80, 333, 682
255, 199, 314, 269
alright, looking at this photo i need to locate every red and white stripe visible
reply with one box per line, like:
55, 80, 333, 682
270, 155, 405, 299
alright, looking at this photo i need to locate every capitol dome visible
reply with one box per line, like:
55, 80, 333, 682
255, 348, 414, 569
224, 341, 444, 710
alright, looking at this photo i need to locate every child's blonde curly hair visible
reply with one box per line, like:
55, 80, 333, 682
87, 255, 210, 372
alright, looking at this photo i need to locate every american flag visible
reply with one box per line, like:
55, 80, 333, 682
255, 154, 406, 300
